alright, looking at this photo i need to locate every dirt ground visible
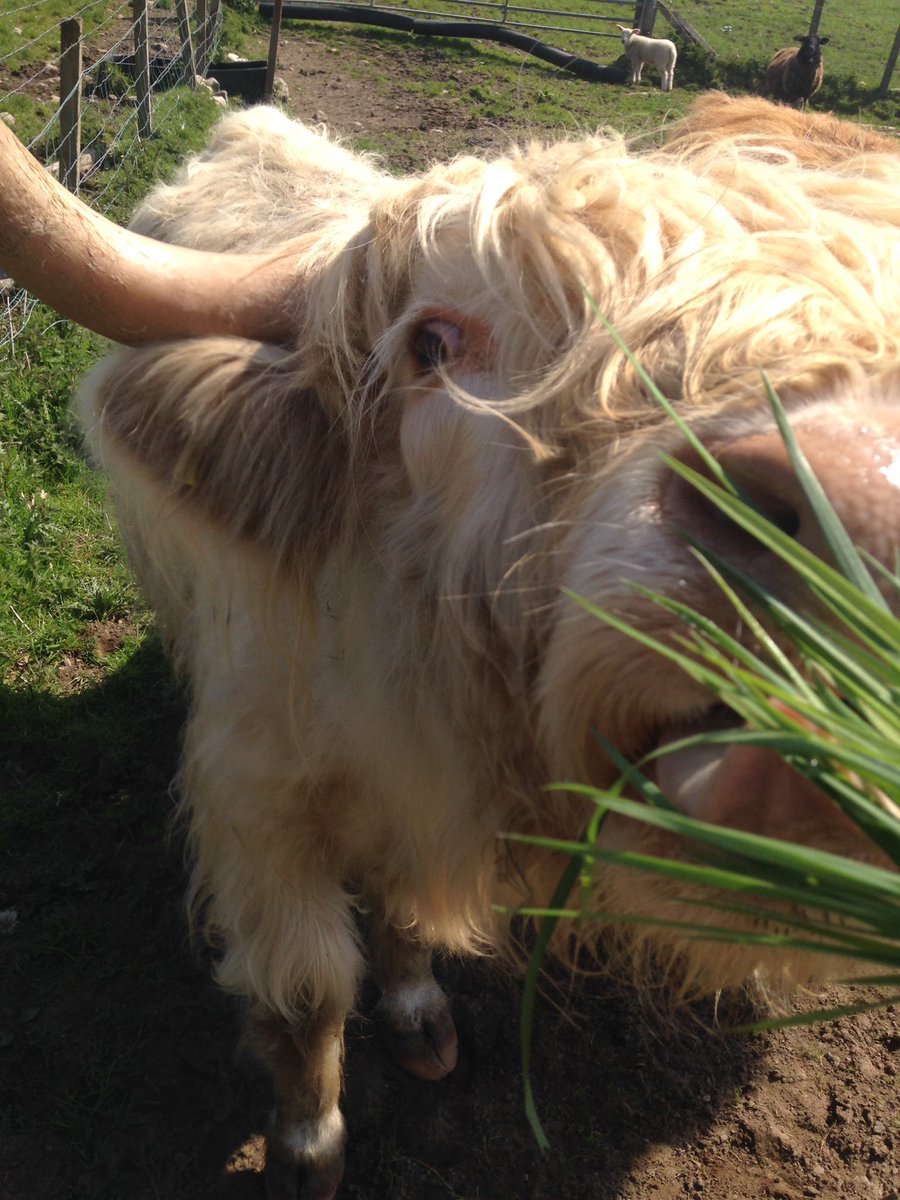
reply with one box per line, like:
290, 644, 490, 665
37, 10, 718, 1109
264, 25, 549, 165
2, 18, 900, 1200
2, 629, 899, 1200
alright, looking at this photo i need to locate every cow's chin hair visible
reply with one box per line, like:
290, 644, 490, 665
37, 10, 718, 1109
492, 842, 863, 1026
531, 694, 891, 1006
504, 778, 880, 1015
543, 863, 865, 1016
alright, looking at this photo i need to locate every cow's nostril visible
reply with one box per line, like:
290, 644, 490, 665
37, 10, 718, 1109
666, 465, 778, 551
726, 480, 801, 539
664, 442, 810, 570
773, 507, 801, 538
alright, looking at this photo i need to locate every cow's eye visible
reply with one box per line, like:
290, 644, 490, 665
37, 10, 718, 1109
411, 318, 463, 375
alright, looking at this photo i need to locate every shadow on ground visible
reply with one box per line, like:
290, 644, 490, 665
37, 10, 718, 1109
0, 642, 769, 1200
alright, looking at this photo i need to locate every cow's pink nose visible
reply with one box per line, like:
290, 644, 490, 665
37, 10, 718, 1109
665, 418, 900, 583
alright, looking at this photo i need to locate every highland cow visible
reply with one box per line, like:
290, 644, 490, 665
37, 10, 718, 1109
1, 95, 899, 1199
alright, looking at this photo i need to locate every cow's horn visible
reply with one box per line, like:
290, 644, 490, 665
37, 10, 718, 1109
0, 121, 300, 346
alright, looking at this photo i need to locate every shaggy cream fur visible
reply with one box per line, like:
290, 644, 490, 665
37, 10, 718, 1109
76, 96, 900, 1193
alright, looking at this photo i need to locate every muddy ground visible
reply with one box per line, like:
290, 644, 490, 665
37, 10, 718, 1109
2, 17, 900, 1200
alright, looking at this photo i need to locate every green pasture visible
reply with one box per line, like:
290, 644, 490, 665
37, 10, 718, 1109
0, 0, 114, 69
376, 0, 898, 91
670, 0, 894, 88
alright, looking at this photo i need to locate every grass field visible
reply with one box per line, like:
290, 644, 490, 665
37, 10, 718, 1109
654, 0, 894, 89
373, 0, 900, 91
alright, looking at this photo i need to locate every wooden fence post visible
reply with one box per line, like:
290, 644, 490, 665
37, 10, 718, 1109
175, 0, 197, 85
656, 1, 716, 54
808, 0, 828, 37
207, 0, 223, 69
264, 0, 284, 102
59, 17, 82, 192
878, 23, 900, 98
196, 0, 208, 72
133, 0, 152, 137
636, 0, 657, 36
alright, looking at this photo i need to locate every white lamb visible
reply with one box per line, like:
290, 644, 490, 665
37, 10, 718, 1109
616, 24, 677, 92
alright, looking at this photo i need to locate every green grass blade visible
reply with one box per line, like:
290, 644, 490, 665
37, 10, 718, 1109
762, 374, 887, 607
520, 854, 583, 1151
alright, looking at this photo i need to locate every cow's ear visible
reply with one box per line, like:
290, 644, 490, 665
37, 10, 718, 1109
819, 36, 829, 44
794, 34, 804, 42
79, 337, 348, 567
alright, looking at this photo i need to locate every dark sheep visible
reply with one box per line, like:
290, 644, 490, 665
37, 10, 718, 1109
764, 34, 829, 107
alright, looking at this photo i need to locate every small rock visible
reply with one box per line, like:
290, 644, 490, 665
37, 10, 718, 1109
0, 112, 15, 127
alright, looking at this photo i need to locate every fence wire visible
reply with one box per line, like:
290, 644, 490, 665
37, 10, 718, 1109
1, 0, 224, 349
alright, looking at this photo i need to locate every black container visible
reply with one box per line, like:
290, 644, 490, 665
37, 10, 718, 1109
205, 60, 268, 99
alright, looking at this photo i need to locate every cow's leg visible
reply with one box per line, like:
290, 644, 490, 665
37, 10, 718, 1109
247, 1001, 351, 1200
181, 723, 361, 1199
370, 918, 458, 1081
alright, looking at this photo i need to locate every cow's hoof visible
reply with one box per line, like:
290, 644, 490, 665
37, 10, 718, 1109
376, 985, 458, 1081
265, 1111, 346, 1200
264, 1150, 345, 1200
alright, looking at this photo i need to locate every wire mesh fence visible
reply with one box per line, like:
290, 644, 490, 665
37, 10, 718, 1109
0, 0, 224, 347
